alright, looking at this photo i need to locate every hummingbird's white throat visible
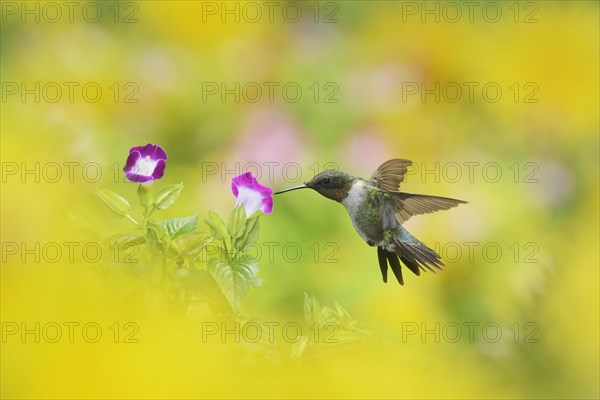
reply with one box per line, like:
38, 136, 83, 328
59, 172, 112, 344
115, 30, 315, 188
341, 179, 366, 213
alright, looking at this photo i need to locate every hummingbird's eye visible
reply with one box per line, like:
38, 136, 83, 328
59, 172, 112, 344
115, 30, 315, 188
322, 178, 331, 184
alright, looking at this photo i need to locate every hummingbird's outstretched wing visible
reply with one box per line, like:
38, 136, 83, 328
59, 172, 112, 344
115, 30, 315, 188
371, 159, 467, 224
389, 193, 467, 224
370, 159, 413, 192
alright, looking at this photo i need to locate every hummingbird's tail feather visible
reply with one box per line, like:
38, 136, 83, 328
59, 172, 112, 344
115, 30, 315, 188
377, 247, 404, 285
376, 248, 388, 283
399, 255, 421, 276
377, 226, 445, 284
392, 236, 444, 273
393, 236, 444, 271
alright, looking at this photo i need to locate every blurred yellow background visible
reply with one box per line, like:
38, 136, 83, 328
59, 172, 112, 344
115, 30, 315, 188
1, 1, 598, 399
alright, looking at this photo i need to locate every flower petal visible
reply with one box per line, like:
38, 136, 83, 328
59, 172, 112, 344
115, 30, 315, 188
129, 143, 168, 161
123, 151, 142, 174
260, 195, 273, 214
125, 171, 155, 183
254, 183, 273, 198
152, 159, 166, 180
231, 172, 274, 217
124, 151, 156, 182
123, 144, 167, 183
231, 172, 253, 197
236, 187, 263, 218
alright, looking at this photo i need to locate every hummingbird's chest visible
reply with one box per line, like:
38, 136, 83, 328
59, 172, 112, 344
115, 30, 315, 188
341, 180, 385, 245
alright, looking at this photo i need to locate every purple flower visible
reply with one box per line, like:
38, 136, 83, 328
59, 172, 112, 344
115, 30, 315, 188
123, 144, 167, 183
231, 172, 273, 218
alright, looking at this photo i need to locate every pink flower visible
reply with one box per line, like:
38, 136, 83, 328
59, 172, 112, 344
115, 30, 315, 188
231, 172, 273, 218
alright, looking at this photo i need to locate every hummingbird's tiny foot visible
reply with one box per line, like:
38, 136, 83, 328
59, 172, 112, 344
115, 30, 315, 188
367, 240, 375, 246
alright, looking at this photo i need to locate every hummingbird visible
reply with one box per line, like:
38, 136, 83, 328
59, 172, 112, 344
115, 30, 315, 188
274, 159, 466, 285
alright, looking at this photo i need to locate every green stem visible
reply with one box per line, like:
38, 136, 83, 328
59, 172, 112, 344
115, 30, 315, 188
161, 257, 167, 287
182, 289, 192, 317
147, 205, 157, 218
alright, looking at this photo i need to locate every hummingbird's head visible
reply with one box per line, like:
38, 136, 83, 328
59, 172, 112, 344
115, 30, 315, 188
274, 169, 355, 203
306, 170, 355, 202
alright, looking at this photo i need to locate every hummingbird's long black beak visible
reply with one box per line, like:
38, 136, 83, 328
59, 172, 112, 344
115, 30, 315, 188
274, 184, 307, 195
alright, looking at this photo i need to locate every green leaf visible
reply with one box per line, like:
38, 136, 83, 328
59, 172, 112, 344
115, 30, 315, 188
177, 232, 211, 259
154, 183, 183, 210
146, 226, 161, 255
290, 336, 309, 359
236, 318, 282, 364
334, 301, 352, 321
238, 217, 259, 251
137, 184, 151, 207
303, 293, 312, 322
321, 304, 356, 328
160, 215, 199, 240
205, 211, 229, 242
95, 188, 130, 217
228, 205, 247, 241
147, 221, 170, 254
109, 233, 145, 249
300, 296, 375, 346
303, 292, 321, 324
207, 254, 261, 310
